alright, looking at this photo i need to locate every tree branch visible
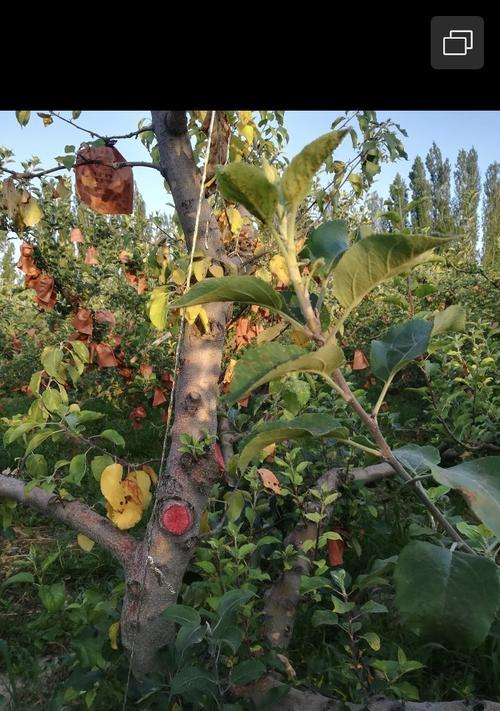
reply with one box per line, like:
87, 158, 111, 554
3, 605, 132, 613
236, 676, 500, 711
1, 160, 160, 182
263, 462, 395, 649
0, 472, 137, 568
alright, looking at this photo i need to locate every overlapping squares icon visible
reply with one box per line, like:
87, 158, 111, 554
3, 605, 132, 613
443, 30, 474, 56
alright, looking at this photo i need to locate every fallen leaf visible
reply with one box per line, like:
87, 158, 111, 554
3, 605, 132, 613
77, 533, 95, 552
258, 467, 281, 494
328, 537, 345, 566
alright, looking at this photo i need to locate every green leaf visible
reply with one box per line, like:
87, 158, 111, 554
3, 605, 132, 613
282, 130, 347, 207
224, 490, 245, 522
72, 341, 89, 363
91, 455, 113, 482
430, 457, 500, 538
148, 286, 169, 330
16, 111, 31, 127
431, 305, 467, 336
98, 429, 125, 448
75, 411, 105, 424
311, 609, 339, 626
0, 572, 35, 591
42, 388, 62, 413
41, 346, 65, 382
370, 319, 433, 382
225, 342, 344, 405
361, 632, 381, 650
26, 429, 57, 454
238, 414, 348, 471
163, 604, 201, 627
216, 589, 254, 622
26, 454, 48, 479
414, 284, 438, 298
394, 541, 500, 648
170, 666, 216, 699
67, 454, 87, 486
231, 659, 266, 685
305, 220, 349, 268
171, 276, 298, 323
396, 446, 500, 538
348, 173, 363, 196
29, 370, 43, 395
55, 155, 75, 170
3, 422, 37, 446
216, 163, 278, 223
300, 575, 332, 593
39, 582, 65, 613
332, 234, 448, 314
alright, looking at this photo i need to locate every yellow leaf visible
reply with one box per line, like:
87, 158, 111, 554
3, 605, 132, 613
290, 329, 310, 346
254, 267, 272, 283
170, 268, 186, 286
197, 306, 210, 333
108, 621, 120, 650
238, 110, 253, 125
228, 206, 243, 234
192, 257, 211, 282
100, 463, 124, 511
240, 124, 254, 145
106, 500, 143, 529
261, 443, 275, 460
128, 470, 152, 509
77, 533, 95, 552
269, 255, 290, 285
209, 264, 224, 278
199, 510, 210, 534
20, 198, 42, 227
143, 465, 158, 485
185, 305, 202, 325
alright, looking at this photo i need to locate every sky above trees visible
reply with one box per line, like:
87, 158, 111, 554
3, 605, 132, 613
1, 111, 498, 216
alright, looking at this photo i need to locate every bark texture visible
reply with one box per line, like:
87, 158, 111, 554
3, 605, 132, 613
119, 111, 231, 675
240, 677, 500, 711
263, 463, 395, 649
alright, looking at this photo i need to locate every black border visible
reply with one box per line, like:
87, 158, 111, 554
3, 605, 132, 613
2, 12, 497, 109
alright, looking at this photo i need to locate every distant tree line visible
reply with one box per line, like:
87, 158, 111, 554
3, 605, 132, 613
366, 142, 499, 271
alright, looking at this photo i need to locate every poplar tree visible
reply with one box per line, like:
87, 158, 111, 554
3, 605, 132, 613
482, 161, 500, 271
408, 155, 432, 231
425, 142, 453, 233
454, 148, 480, 262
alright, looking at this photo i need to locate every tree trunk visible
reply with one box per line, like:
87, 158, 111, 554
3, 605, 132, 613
119, 110, 230, 675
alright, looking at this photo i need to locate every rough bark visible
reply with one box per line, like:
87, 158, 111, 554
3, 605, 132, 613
239, 677, 500, 711
119, 111, 231, 675
263, 463, 395, 649
0, 471, 137, 568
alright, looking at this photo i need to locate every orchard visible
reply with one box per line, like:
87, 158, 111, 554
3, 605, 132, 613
0, 110, 499, 710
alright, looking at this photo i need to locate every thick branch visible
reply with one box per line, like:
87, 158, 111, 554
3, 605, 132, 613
0, 472, 137, 568
263, 463, 395, 649
238, 677, 500, 711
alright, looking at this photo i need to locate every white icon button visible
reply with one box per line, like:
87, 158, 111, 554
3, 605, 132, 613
443, 30, 474, 56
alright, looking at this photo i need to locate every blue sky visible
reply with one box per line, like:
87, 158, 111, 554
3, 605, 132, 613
1, 111, 499, 214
